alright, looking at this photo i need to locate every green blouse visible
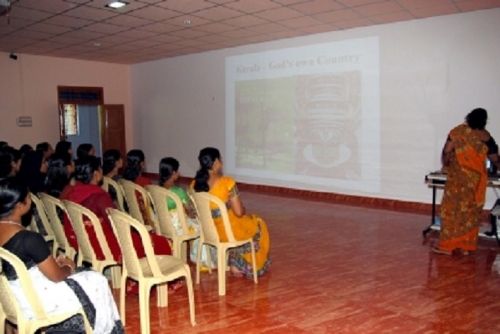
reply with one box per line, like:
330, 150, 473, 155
167, 185, 189, 210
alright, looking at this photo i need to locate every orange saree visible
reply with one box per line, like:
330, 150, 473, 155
438, 124, 488, 252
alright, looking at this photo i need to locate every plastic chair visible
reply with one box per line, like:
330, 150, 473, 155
145, 185, 200, 262
102, 176, 126, 212
39, 193, 78, 263
63, 200, 121, 290
0, 248, 92, 334
28, 193, 56, 249
119, 179, 159, 232
191, 192, 258, 296
106, 208, 195, 334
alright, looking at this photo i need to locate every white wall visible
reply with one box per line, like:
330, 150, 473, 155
131, 9, 500, 206
0, 53, 132, 149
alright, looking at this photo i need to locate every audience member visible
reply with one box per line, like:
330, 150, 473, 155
103, 149, 123, 180
55, 140, 73, 157
193, 147, 271, 278
61, 156, 172, 264
18, 144, 33, 159
123, 149, 150, 186
35, 141, 54, 160
17, 150, 47, 194
45, 152, 74, 198
160, 157, 215, 268
76, 143, 95, 160
0, 177, 124, 333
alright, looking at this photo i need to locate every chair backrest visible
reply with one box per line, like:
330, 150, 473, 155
0, 248, 47, 321
191, 192, 236, 244
29, 193, 55, 239
119, 179, 160, 232
63, 200, 114, 265
102, 177, 126, 212
145, 185, 189, 238
39, 193, 75, 254
106, 209, 162, 279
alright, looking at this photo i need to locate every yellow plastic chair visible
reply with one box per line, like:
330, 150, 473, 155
106, 208, 196, 334
63, 200, 121, 290
28, 193, 56, 249
102, 176, 126, 212
191, 192, 258, 296
119, 179, 159, 232
145, 185, 200, 262
38, 193, 78, 263
0, 248, 92, 334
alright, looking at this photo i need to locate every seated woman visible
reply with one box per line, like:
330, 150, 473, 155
76, 143, 96, 160
103, 149, 125, 209
123, 149, 155, 227
159, 157, 216, 268
35, 142, 54, 161
103, 149, 123, 181
17, 150, 47, 194
45, 152, 75, 198
193, 147, 271, 278
60, 156, 172, 262
0, 178, 123, 333
55, 140, 73, 157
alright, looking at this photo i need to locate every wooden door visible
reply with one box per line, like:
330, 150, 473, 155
100, 104, 126, 156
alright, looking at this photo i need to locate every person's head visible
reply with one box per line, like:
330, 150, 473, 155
102, 149, 123, 177
74, 156, 102, 185
55, 140, 72, 156
194, 147, 222, 192
465, 108, 488, 130
17, 150, 47, 193
0, 148, 14, 178
76, 143, 95, 160
3, 146, 21, 176
45, 152, 73, 197
123, 149, 145, 181
19, 144, 33, 158
36, 142, 54, 160
0, 177, 31, 222
159, 157, 180, 187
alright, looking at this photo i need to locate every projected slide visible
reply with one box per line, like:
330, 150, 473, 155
226, 37, 380, 193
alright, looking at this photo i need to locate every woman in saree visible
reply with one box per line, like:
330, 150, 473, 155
60, 156, 171, 262
0, 177, 123, 333
434, 108, 498, 255
193, 147, 270, 278
159, 157, 216, 268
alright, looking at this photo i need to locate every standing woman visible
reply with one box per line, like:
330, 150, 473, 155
0, 178, 124, 333
193, 147, 271, 278
434, 108, 498, 255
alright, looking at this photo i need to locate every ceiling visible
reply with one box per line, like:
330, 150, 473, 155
0, 0, 498, 64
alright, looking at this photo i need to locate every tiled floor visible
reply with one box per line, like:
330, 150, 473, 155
118, 190, 500, 333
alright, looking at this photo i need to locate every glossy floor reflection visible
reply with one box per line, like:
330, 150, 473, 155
117, 190, 500, 333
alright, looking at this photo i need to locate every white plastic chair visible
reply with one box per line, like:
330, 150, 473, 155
102, 176, 126, 212
0, 248, 92, 334
39, 193, 78, 263
63, 200, 121, 289
191, 192, 258, 296
146, 185, 200, 262
106, 208, 196, 334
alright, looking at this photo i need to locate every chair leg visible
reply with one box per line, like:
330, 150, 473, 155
250, 242, 258, 284
196, 240, 203, 284
110, 266, 121, 290
139, 283, 152, 334
217, 247, 226, 296
183, 264, 196, 326
120, 272, 127, 325
0, 313, 5, 334
157, 283, 168, 307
